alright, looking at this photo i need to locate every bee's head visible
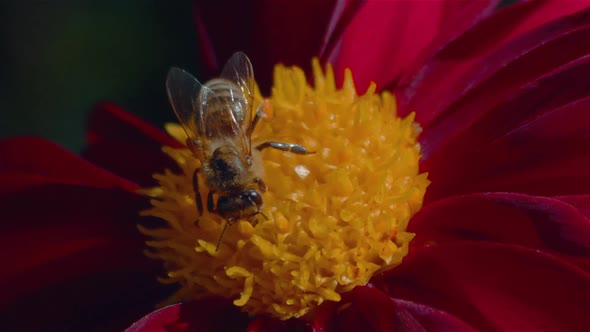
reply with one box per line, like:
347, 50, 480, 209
241, 189, 262, 208
217, 189, 263, 221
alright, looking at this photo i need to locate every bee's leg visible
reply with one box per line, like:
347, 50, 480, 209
248, 210, 268, 228
256, 141, 315, 155
207, 190, 216, 213
254, 177, 267, 192
257, 211, 269, 221
215, 218, 233, 252
247, 100, 268, 137
193, 168, 203, 216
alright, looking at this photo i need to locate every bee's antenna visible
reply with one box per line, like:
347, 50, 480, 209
215, 219, 231, 252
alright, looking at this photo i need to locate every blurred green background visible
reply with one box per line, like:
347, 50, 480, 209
1, 1, 200, 152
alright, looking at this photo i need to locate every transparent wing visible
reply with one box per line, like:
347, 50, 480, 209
219, 51, 256, 152
220, 52, 255, 125
166, 67, 209, 139
198, 86, 243, 139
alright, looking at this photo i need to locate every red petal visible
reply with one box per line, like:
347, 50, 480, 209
504, 0, 590, 40
0, 137, 162, 330
125, 298, 249, 332
396, 0, 500, 88
410, 193, 590, 259
312, 286, 476, 332
554, 195, 590, 219
331, 0, 442, 91
0, 179, 163, 331
0, 137, 137, 191
247, 316, 309, 332
84, 102, 181, 186
422, 57, 590, 200
318, 0, 368, 61
396, 1, 590, 124
0, 182, 153, 304
194, 0, 363, 93
419, 7, 590, 157
126, 304, 184, 332
392, 299, 477, 332
84, 141, 180, 187
1, 270, 166, 332
312, 286, 398, 332
329, 0, 499, 92
374, 243, 590, 331
86, 102, 179, 148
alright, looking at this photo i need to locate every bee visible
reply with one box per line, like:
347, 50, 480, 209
166, 52, 313, 251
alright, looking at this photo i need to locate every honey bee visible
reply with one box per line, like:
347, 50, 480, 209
166, 52, 313, 251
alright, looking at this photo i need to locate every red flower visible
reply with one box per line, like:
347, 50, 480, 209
3, 0, 590, 331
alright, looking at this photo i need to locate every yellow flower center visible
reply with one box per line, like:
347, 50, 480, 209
139, 60, 429, 320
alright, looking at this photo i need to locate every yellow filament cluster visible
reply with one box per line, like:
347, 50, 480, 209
139, 60, 429, 319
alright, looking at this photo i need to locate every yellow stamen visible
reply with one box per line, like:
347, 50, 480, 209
139, 59, 429, 319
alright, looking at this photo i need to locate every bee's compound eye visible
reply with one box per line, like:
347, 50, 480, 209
244, 189, 263, 206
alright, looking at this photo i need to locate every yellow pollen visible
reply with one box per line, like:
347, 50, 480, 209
139, 59, 429, 319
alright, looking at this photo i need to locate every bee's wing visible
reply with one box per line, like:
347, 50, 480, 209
166, 67, 209, 140
220, 52, 255, 152
198, 86, 244, 139
220, 52, 255, 109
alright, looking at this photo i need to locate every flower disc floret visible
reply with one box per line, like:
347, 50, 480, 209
140, 60, 429, 319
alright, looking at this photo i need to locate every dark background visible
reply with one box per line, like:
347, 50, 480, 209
1, 0, 199, 152
1, 1, 517, 153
